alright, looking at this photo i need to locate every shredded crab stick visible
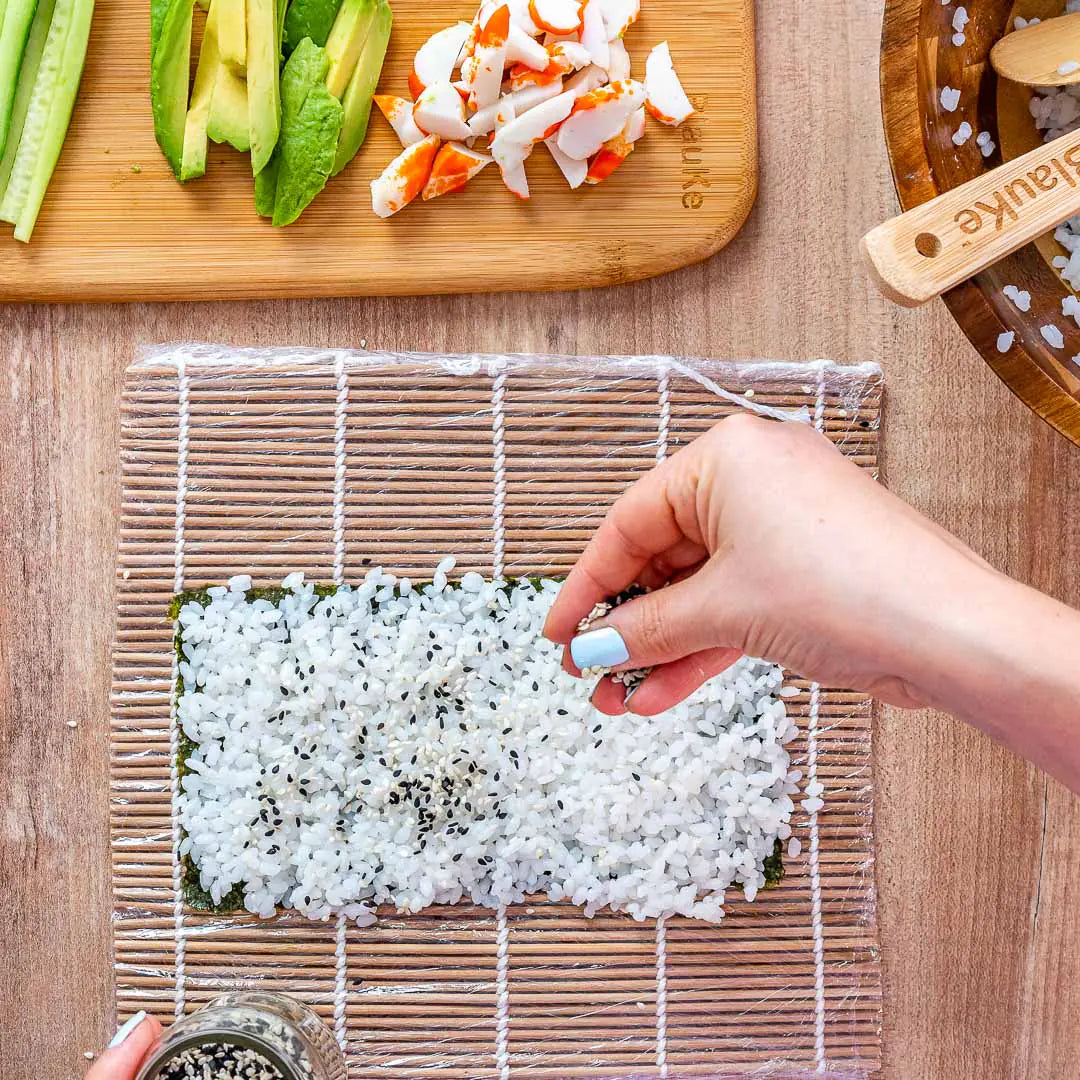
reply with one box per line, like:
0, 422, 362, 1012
601, 0, 640, 38
374, 96, 426, 147
491, 89, 576, 171
493, 98, 530, 198
469, 79, 564, 136
368, 0, 694, 216
607, 37, 631, 81
556, 80, 645, 159
467, 4, 511, 110
372, 134, 441, 218
528, 0, 582, 35
412, 22, 473, 96
545, 135, 588, 188
645, 41, 694, 125
585, 107, 645, 183
580, 0, 610, 70
506, 23, 549, 69
413, 80, 473, 139
422, 142, 493, 200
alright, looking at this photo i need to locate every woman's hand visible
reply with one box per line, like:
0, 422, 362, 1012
544, 413, 1080, 792
86, 1012, 161, 1080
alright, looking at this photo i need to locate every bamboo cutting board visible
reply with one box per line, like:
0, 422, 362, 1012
0, 1, 756, 301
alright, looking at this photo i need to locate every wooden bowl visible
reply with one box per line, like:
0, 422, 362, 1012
881, 0, 1080, 441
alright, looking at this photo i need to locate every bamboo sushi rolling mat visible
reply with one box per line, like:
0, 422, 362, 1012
111, 347, 884, 1079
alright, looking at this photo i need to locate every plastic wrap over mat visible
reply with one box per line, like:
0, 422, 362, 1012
110, 346, 884, 1079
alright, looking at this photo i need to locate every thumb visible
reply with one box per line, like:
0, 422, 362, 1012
87, 1013, 162, 1080
568, 572, 725, 673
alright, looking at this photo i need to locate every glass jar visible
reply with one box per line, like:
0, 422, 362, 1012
134, 992, 346, 1080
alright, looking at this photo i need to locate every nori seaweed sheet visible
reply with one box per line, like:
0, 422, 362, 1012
170, 582, 784, 915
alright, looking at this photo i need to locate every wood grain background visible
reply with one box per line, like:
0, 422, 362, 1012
1, 3, 1078, 1079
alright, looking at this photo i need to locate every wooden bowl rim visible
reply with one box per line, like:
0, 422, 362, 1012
880, 0, 1080, 443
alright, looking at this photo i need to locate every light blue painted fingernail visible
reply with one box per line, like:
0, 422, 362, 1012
570, 627, 630, 670
108, 1011, 147, 1049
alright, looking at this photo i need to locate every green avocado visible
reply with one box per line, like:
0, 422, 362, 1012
206, 61, 250, 150
283, 0, 342, 52
179, 0, 222, 181
215, 0, 245, 72
268, 36, 342, 226
253, 147, 277, 216
331, 0, 389, 176
150, 0, 198, 178
323, 0, 375, 100
246, 0, 280, 174
150, 0, 170, 57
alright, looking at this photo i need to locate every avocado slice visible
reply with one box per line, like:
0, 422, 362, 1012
323, 0, 375, 100
0, 0, 55, 199
206, 61, 249, 150
331, 0, 388, 176
268, 36, 342, 225
245, 0, 279, 173
150, 0, 198, 177
151, 0, 170, 56
0, 0, 42, 159
282, 0, 342, 53
215, 0, 245, 73
180, 0, 221, 180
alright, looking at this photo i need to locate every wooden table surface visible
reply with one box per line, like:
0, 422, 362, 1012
1, 4, 1077, 1078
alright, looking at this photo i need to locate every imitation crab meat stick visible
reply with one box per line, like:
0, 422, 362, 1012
579, 0, 609, 70
528, 0, 582, 35
374, 95, 425, 146
371, 132, 439, 216
556, 80, 645, 159
412, 22, 472, 95
369, 0, 695, 216
645, 41, 694, 125
466, 4, 510, 110
601, 0, 639, 38
413, 79, 472, 139
423, 141, 492, 199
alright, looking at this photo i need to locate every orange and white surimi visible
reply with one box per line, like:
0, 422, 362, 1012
368, 0, 695, 216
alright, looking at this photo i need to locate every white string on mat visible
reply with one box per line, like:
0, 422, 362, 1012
332, 353, 352, 1053
169, 355, 191, 1020
332, 351, 349, 588
490, 363, 512, 1079
654, 916, 670, 1079
491, 365, 508, 582
653, 369, 671, 1078
808, 359, 828, 1073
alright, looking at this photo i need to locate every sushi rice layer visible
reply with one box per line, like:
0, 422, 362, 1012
175, 561, 798, 924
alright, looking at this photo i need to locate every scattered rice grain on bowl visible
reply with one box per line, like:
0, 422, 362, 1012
176, 567, 799, 925
1030, 2, 1080, 291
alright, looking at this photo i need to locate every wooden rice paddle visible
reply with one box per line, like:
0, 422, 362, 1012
861, 128, 1080, 307
991, 12, 1080, 88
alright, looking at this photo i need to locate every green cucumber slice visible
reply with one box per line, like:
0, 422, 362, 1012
0, 0, 94, 242
0, 0, 56, 199
0, 0, 41, 157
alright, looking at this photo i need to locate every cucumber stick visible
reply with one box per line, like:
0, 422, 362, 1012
0, 0, 39, 157
179, 0, 220, 180
246, 0, 279, 174
0, 0, 93, 241
0, 0, 55, 198
150, 0, 196, 177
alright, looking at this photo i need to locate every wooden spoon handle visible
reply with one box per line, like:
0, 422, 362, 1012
862, 129, 1080, 307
